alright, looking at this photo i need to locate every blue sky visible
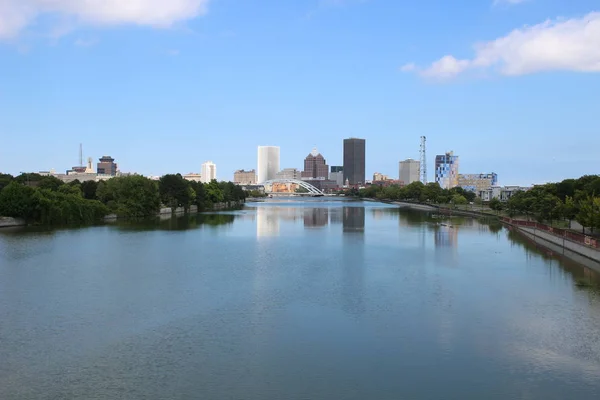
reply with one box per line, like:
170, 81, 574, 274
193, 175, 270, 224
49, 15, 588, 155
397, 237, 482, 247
0, 0, 599, 185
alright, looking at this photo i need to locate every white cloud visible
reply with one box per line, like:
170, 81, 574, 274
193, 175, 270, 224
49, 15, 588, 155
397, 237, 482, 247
0, 0, 210, 39
403, 11, 600, 80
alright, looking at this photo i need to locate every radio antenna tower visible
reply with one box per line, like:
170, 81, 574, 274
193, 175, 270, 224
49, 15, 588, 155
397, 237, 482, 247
79, 143, 83, 166
419, 136, 427, 184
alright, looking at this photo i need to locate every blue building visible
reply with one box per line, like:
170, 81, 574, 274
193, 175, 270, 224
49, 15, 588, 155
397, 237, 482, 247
435, 151, 459, 189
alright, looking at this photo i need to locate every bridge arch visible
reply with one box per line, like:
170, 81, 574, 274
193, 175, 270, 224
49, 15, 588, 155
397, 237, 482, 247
263, 179, 325, 195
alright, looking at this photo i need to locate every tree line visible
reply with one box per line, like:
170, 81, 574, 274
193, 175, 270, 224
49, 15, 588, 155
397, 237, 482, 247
501, 175, 600, 232
357, 181, 477, 205
0, 173, 248, 225
355, 175, 600, 232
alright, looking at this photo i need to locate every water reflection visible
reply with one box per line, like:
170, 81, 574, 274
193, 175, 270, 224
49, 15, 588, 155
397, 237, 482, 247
303, 208, 328, 228
507, 228, 600, 286
2, 199, 600, 399
342, 209, 365, 315
257, 206, 280, 237
114, 213, 235, 231
434, 224, 458, 247
329, 208, 343, 225
343, 207, 365, 233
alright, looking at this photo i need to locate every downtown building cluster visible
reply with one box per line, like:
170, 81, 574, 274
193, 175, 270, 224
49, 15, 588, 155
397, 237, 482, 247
36, 139, 528, 200
236, 137, 529, 199
237, 138, 367, 194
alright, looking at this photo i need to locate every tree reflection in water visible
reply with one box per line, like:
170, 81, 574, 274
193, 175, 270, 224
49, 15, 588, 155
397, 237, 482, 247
116, 213, 236, 232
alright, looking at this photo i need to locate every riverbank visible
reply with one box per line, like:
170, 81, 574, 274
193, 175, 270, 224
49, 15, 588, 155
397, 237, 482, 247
502, 217, 600, 267
369, 198, 496, 217
1, 201, 245, 228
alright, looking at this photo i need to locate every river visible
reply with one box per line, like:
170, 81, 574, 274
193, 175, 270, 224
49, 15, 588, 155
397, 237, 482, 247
1, 198, 599, 399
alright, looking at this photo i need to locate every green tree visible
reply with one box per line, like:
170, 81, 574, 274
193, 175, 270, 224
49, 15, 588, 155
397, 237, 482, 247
188, 181, 207, 209
97, 176, 160, 217
534, 194, 562, 223
562, 196, 578, 228
80, 180, 99, 200
449, 187, 476, 203
489, 198, 503, 214
451, 194, 468, 206
0, 182, 37, 220
422, 183, 443, 203
14, 173, 44, 186
37, 176, 64, 191
359, 185, 381, 199
205, 180, 225, 205
404, 181, 424, 201
576, 195, 600, 233
58, 184, 83, 197
31, 189, 108, 225
0, 173, 13, 192
159, 174, 192, 210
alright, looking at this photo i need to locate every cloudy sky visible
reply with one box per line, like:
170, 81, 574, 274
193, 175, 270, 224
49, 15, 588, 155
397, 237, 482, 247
1, 0, 598, 185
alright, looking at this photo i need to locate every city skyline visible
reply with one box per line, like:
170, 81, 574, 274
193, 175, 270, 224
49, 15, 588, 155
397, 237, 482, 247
0, 138, 574, 187
1, 1, 599, 185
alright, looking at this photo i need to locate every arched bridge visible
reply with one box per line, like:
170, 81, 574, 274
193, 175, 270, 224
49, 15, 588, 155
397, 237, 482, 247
263, 179, 325, 196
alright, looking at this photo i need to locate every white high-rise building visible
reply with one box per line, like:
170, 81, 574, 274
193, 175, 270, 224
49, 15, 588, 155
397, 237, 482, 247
201, 161, 217, 183
399, 159, 420, 185
257, 146, 280, 183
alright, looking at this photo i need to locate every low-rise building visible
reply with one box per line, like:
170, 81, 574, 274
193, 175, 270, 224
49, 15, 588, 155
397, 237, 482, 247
373, 172, 389, 182
183, 173, 203, 182
233, 169, 257, 185
459, 173, 498, 193
371, 179, 405, 188
478, 185, 531, 202
275, 168, 302, 180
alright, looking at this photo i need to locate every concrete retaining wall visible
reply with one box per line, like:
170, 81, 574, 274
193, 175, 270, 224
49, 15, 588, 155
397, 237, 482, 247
518, 226, 600, 263
516, 227, 600, 272
0, 217, 26, 228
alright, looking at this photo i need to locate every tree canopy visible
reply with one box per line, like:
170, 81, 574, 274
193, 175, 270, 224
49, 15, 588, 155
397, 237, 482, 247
0, 172, 249, 226
358, 181, 476, 205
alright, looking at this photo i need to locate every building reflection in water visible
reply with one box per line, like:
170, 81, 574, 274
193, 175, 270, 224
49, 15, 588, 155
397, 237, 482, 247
256, 206, 280, 237
341, 206, 365, 314
303, 208, 328, 229
329, 208, 343, 225
342, 206, 365, 233
434, 223, 458, 247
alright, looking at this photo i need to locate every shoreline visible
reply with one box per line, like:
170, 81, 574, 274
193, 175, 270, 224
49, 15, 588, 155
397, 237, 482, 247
0, 201, 245, 230
367, 197, 600, 269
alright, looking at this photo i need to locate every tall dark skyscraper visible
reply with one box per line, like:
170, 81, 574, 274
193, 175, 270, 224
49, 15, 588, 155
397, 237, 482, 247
343, 138, 366, 185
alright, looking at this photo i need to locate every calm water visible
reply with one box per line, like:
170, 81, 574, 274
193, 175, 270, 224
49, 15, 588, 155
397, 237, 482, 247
1, 199, 600, 400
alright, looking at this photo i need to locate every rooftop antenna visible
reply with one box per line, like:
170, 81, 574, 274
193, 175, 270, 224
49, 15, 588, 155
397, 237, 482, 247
419, 136, 427, 184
